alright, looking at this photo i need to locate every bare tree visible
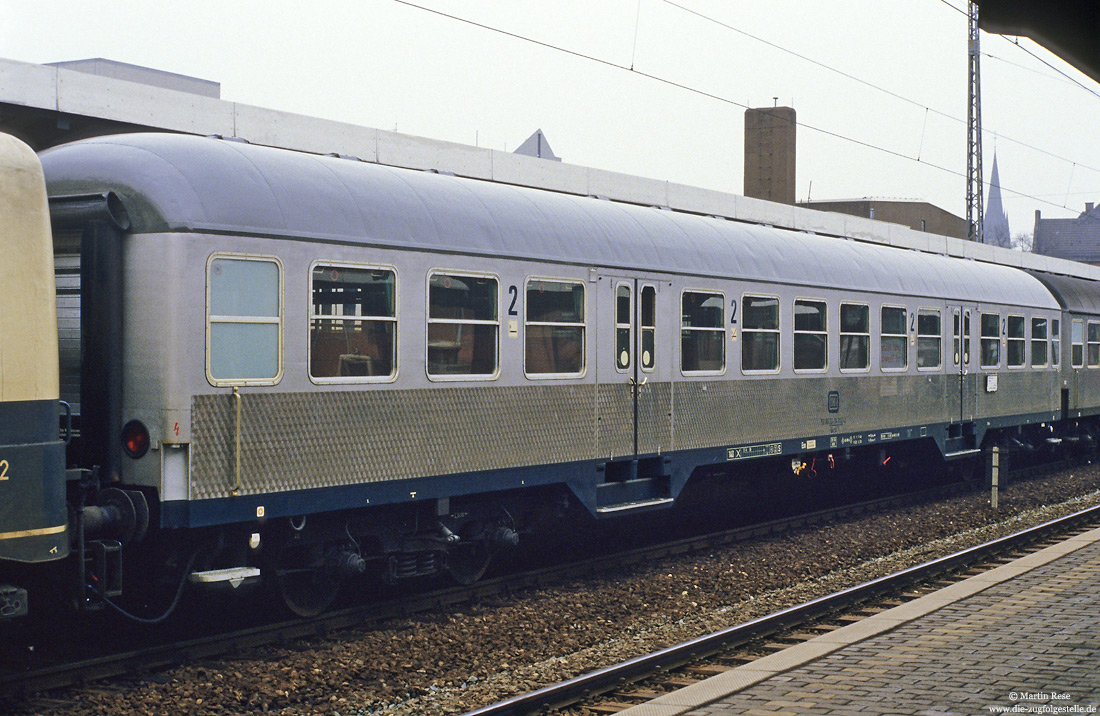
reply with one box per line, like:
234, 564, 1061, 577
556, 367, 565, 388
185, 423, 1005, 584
1011, 232, 1033, 252
983, 221, 1012, 248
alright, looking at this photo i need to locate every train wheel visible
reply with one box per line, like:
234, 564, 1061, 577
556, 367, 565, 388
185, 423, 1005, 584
442, 541, 492, 585
266, 541, 341, 617
277, 568, 340, 618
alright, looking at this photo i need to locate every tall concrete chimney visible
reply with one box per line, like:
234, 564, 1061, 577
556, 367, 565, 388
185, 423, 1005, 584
744, 106, 796, 204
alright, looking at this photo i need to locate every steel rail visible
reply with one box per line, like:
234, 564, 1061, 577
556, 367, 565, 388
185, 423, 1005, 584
459, 503, 1100, 716
0, 475, 1059, 696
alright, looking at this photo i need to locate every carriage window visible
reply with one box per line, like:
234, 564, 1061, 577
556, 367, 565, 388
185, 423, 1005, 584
616, 284, 632, 370
741, 294, 779, 372
1007, 316, 1025, 367
981, 312, 1000, 368
1089, 321, 1100, 368
1030, 317, 1048, 368
1071, 320, 1084, 367
682, 291, 725, 373
793, 299, 826, 371
952, 311, 961, 367
525, 279, 585, 376
839, 303, 869, 371
641, 285, 656, 371
1051, 319, 1060, 367
880, 306, 907, 371
917, 309, 941, 369
310, 265, 395, 380
208, 256, 282, 384
427, 273, 498, 378
963, 311, 971, 364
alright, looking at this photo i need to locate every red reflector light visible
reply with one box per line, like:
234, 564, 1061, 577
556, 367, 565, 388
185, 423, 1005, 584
122, 420, 150, 459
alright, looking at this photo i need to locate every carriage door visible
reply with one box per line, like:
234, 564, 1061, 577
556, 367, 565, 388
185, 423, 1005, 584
951, 306, 976, 422
595, 275, 669, 476
1069, 318, 1084, 413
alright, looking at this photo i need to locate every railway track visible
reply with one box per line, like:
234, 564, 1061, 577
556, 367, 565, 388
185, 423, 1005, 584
460, 502, 1100, 716
0, 478, 974, 696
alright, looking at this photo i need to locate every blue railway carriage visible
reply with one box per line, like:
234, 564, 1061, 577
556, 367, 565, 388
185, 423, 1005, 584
0, 134, 68, 619
20, 132, 1074, 617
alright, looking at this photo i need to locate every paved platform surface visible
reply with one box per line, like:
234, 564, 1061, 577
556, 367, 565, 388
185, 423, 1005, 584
622, 523, 1100, 716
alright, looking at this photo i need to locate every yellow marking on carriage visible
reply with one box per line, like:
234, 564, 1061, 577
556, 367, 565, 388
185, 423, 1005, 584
0, 524, 67, 540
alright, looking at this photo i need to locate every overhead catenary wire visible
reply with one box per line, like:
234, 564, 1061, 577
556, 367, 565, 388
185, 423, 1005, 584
393, 2, 947, 166
391, 0, 1096, 218
664, 0, 1100, 177
936, 0, 1100, 100
668, 0, 1100, 219
917, 107, 929, 162
630, 0, 643, 71
1004, 37, 1100, 99
984, 50, 1090, 88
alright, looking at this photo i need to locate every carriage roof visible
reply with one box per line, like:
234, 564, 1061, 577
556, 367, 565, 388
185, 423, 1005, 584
41, 133, 1058, 308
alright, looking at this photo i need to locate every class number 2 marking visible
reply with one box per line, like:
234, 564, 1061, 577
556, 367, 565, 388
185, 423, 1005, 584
0, 459, 9, 481
507, 285, 519, 316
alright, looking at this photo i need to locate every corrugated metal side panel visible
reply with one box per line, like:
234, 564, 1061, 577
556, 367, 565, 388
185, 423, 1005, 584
53, 236, 81, 415
189, 384, 598, 499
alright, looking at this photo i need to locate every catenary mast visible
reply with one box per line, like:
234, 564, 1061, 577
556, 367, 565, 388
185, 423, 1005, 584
966, 1, 984, 242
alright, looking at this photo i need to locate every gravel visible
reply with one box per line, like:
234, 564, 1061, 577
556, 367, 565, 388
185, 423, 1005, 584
8, 465, 1100, 716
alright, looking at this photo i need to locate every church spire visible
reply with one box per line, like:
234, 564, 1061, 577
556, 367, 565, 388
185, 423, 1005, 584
984, 152, 1011, 247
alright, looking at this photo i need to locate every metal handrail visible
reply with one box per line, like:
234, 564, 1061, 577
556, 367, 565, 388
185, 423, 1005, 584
232, 387, 242, 496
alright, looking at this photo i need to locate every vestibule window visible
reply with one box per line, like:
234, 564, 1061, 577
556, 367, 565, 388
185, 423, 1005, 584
525, 279, 585, 376
981, 312, 1000, 368
207, 256, 282, 385
916, 310, 941, 369
682, 291, 725, 373
1007, 316, 1025, 367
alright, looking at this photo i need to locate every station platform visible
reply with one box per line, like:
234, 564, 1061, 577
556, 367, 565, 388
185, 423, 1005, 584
621, 525, 1100, 716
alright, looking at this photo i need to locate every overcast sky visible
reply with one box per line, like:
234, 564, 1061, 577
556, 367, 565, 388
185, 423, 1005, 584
4, 0, 1098, 237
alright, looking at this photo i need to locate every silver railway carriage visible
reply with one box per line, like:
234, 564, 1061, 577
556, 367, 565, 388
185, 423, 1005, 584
2, 130, 1098, 618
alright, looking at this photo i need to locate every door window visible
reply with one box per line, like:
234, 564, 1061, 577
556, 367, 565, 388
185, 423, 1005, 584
641, 285, 656, 371
615, 283, 632, 371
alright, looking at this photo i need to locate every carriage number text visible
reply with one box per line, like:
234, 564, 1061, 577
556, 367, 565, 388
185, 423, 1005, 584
0, 459, 8, 481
